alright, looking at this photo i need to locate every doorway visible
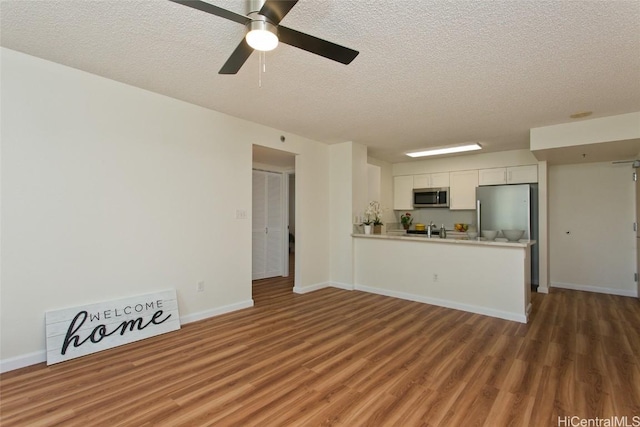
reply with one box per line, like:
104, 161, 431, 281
252, 146, 296, 294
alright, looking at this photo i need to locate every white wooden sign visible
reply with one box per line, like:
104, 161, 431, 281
45, 290, 180, 365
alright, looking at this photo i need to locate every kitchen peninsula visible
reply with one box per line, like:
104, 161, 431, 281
352, 233, 535, 323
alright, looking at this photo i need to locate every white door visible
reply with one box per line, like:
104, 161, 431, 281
265, 172, 283, 278
252, 171, 267, 279
252, 170, 283, 280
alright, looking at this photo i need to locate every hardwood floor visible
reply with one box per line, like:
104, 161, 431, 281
1, 263, 639, 426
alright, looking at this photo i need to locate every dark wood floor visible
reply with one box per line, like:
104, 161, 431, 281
1, 260, 639, 426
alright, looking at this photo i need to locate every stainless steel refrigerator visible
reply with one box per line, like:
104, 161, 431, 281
476, 184, 539, 286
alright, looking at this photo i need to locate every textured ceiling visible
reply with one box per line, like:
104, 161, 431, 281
2, 0, 640, 163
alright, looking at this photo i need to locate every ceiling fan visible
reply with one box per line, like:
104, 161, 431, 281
169, 0, 359, 74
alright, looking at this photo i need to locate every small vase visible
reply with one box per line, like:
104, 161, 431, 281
364, 225, 372, 235
402, 224, 410, 230
373, 225, 382, 234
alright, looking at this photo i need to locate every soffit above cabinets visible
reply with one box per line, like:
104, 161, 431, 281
532, 138, 640, 166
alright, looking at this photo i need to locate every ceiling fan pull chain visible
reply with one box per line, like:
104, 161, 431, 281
258, 51, 267, 88
258, 51, 262, 87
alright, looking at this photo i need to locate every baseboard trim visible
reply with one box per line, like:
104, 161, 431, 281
0, 351, 47, 374
293, 282, 331, 294
0, 299, 255, 374
537, 286, 549, 294
329, 281, 354, 291
355, 284, 527, 323
179, 299, 254, 324
551, 282, 638, 298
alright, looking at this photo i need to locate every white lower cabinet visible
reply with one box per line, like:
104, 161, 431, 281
449, 170, 478, 210
393, 176, 413, 210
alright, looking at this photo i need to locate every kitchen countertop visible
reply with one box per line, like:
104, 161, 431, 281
352, 232, 535, 248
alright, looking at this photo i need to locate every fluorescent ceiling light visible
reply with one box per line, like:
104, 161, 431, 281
406, 143, 482, 158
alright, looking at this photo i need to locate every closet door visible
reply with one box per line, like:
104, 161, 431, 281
252, 170, 283, 280
252, 171, 267, 280
265, 173, 283, 278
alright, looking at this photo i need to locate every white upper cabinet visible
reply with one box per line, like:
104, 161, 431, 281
478, 168, 507, 186
431, 172, 450, 188
449, 170, 478, 210
393, 175, 414, 210
413, 172, 450, 189
507, 165, 538, 184
413, 174, 430, 189
478, 165, 538, 186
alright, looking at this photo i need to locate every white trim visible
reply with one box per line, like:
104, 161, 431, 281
355, 284, 528, 323
537, 286, 550, 294
293, 281, 331, 294
179, 299, 254, 324
329, 281, 354, 291
282, 172, 289, 277
0, 299, 255, 373
0, 351, 47, 373
551, 282, 638, 298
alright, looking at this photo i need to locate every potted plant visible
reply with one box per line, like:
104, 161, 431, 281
362, 217, 373, 234
365, 201, 383, 234
400, 212, 413, 230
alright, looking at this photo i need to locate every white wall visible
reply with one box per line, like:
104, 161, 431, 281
0, 48, 331, 370
328, 142, 354, 289
325, 141, 367, 290
354, 237, 531, 323
368, 156, 394, 224
549, 161, 637, 296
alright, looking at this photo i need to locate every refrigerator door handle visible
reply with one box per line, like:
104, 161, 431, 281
476, 200, 481, 236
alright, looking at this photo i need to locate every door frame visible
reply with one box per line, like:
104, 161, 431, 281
251, 167, 291, 280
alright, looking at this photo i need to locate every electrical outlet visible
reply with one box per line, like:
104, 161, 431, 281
197, 281, 205, 292
433, 274, 438, 282
236, 209, 247, 219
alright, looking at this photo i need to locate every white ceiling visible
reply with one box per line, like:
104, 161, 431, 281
2, 0, 639, 164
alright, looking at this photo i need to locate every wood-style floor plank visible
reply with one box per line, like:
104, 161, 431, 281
2, 260, 640, 426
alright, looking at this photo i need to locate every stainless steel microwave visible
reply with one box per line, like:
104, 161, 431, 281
413, 187, 449, 208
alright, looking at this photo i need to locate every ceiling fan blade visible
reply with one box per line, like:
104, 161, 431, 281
259, 0, 298, 25
219, 38, 253, 74
169, 0, 251, 25
278, 26, 359, 65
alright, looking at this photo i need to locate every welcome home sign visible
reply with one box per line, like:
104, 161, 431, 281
45, 290, 180, 365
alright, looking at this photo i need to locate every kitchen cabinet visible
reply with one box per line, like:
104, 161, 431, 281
413, 172, 450, 189
508, 165, 538, 183
449, 170, 478, 210
479, 165, 538, 186
393, 175, 413, 210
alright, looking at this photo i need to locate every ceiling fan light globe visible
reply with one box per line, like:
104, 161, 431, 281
246, 20, 278, 51
246, 29, 278, 51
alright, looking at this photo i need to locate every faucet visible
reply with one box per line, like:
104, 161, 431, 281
427, 221, 436, 238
